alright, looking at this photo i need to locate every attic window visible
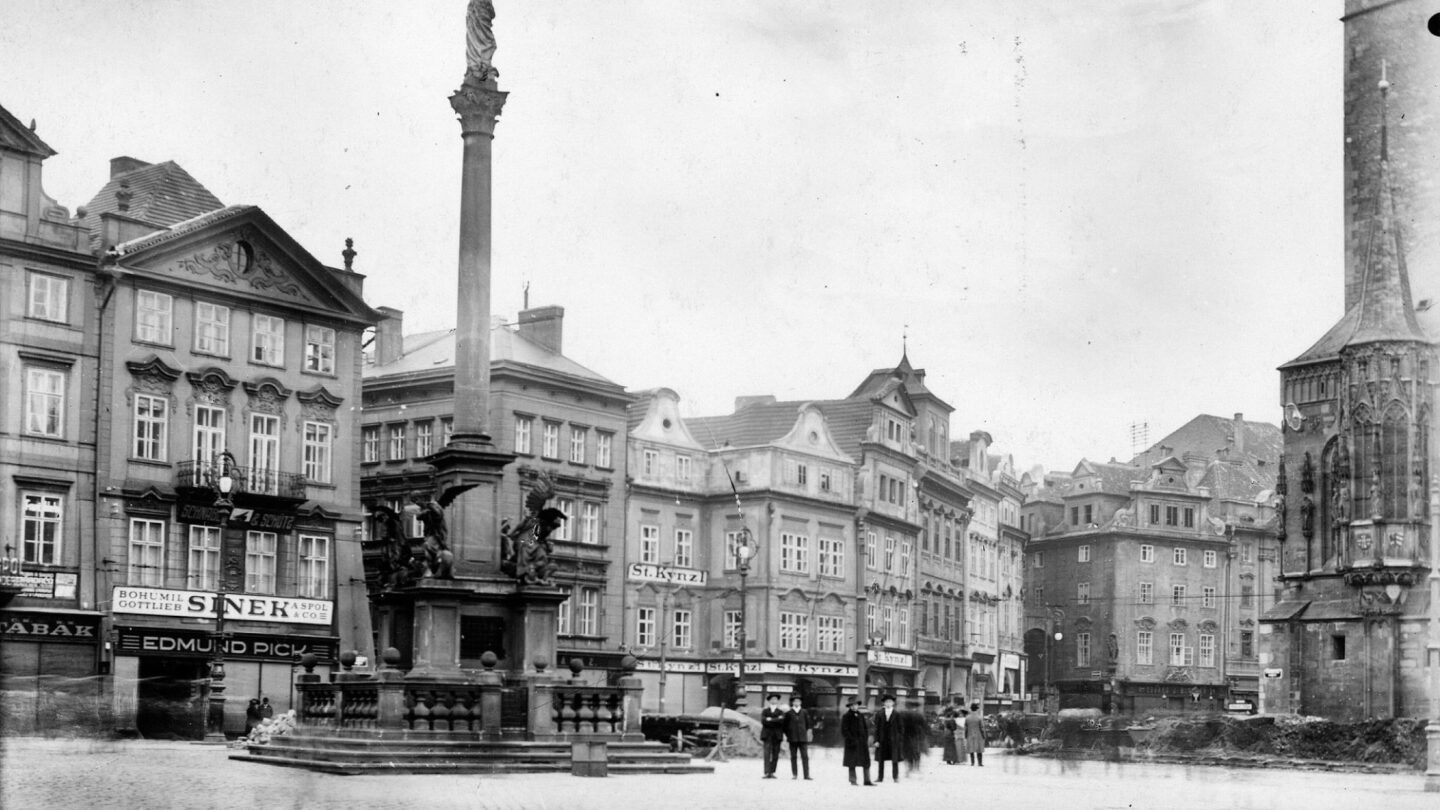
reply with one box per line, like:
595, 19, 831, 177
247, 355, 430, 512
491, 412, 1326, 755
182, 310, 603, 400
662, 418, 672, 429
233, 240, 255, 275
1167, 477, 1174, 484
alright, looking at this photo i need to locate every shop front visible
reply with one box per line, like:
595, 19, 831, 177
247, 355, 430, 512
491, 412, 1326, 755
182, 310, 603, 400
0, 608, 103, 734
109, 586, 336, 738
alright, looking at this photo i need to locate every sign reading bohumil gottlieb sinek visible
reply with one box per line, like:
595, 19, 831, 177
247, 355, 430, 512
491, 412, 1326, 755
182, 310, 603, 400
111, 587, 333, 625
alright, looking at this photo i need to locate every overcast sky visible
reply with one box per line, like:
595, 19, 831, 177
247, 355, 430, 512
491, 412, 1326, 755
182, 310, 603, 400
1, 1, 1345, 471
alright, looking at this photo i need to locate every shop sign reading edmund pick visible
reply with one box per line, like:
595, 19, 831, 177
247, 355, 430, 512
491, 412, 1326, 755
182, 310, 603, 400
112, 587, 333, 626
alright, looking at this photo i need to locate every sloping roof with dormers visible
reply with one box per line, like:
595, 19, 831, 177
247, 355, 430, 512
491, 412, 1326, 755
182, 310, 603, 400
82, 159, 224, 246
365, 323, 621, 390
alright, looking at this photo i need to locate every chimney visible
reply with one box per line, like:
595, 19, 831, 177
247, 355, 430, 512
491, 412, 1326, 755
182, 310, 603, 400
110, 156, 151, 178
969, 430, 990, 470
375, 307, 404, 366
517, 305, 564, 353
1233, 413, 1245, 454
734, 395, 776, 412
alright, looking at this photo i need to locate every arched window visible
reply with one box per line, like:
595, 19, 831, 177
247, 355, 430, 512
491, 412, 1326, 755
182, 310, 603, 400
1380, 403, 1408, 519
1351, 406, 1376, 519
1320, 438, 1338, 568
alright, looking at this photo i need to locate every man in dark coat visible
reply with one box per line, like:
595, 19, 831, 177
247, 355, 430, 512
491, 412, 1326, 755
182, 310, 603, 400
760, 693, 787, 778
871, 694, 902, 782
840, 697, 873, 786
783, 696, 813, 780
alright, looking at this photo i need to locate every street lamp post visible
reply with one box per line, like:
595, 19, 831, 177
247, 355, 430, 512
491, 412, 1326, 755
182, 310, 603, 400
735, 530, 755, 711
203, 451, 237, 743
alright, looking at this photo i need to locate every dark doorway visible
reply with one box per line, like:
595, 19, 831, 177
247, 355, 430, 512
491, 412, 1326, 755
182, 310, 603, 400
136, 658, 205, 740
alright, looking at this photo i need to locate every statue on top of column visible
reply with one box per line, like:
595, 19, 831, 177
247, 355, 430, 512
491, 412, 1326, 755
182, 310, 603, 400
466, 0, 500, 82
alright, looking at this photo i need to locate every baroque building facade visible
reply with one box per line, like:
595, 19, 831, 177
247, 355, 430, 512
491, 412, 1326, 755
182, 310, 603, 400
1, 103, 379, 737
1262, 0, 1437, 720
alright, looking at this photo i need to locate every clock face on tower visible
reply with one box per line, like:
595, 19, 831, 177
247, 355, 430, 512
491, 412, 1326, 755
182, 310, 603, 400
1283, 402, 1304, 433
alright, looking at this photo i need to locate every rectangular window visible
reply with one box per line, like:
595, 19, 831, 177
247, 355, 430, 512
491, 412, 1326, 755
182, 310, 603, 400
1077, 581, 1090, 604
387, 424, 406, 460
1083, 504, 1093, 525
187, 525, 221, 590
27, 271, 69, 322
866, 604, 878, 637
1203, 549, 1217, 568
577, 587, 598, 635
414, 421, 434, 457
595, 432, 613, 468
581, 502, 600, 544
1071, 506, 1079, 525
542, 422, 560, 459
304, 325, 336, 374
1240, 631, 1254, 658
1141, 544, 1154, 563
1139, 582, 1154, 604
1169, 633, 1194, 666
781, 532, 810, 574
513, 415, 533, 454
780, 612, 808, 651
132, 393, 169, 461
25, 367, 65, 437
899, 540, 911, 573
128, 518, 165, 586
1076, 632, 1091, 667
553, 498, 574, 542
251, 314, 285, 365
642, 449, 658, 477
21, 494, 62, 565
636, 607, 656, 648
816, 616, 843, 653
1241, 584, 1254, 608
1078, 544, 1091, 563
1241, 542, 1253, 563
1202, 586, 1216, 608
248, 414, 280, 494
819, 471, 832, 492
673, 528, 693, 568
818, 536, 844, 578
899, 607, 909, 643
795, 463, 808, 486
569, 427, 586, 463
1165, 505, 1179, 526
557, 596, 572, 635
441, 418, 454, 447
724, 531, 742, 570
883, 605, 895, 639
1149, 504, 1161, 524
676, 455, 692, 482
1173, 547, 1187, 566
865, 531, 877, 570
1034, 551, 1044, 568
1199, 633, 1215, 667
1137, 630, 1153, 665
640, 524, 659, 564
303, 421, 333, 483
136, 290, 173, 344
194, 302, 230, 355
298, 534, 330, 598
246, 531, 278, 594
193, 405, 226, 473
362, 426, 381, 462
724, 610, 742, 648
1172, 584, 1187, 606
672, 609, 692, 649
1184, 508, 1195, 528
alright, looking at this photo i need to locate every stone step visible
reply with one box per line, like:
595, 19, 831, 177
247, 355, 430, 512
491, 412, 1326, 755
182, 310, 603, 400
231, 752, 715, 776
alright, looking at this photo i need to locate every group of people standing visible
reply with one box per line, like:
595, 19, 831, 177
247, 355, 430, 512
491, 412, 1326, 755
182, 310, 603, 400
939, 703, 986, 766
244, 696, 273, 737
759, 693, 988, 786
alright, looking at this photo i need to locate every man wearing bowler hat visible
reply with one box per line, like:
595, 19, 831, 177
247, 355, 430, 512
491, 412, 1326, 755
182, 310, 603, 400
840, 696, 873, 786
760, 693, 787, 778
871, 694, 902, 782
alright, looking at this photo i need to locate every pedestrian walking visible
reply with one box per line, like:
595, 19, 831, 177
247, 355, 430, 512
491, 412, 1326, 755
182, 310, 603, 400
840, 697, 873, 786
871, 694, 902, 783
783, 696, 814, 780
940, 709, 959, 764
760, 693, 786, 779
964, 702, 985, 766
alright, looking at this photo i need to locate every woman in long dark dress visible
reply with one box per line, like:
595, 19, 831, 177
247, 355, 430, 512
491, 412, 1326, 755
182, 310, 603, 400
940, 710, 959, 764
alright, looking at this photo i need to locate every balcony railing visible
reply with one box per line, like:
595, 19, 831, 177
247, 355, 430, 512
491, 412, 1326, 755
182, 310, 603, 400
175, 460, 307, 500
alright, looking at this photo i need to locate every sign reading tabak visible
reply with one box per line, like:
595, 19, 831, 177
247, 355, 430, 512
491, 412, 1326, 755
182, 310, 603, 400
111, 587, 333, 626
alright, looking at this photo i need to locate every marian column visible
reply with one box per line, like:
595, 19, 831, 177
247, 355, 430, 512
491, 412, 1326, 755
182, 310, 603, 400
431, 0, 514, 519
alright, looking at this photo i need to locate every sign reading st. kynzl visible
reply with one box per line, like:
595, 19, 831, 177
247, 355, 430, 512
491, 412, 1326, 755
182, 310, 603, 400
112, 587, 333, 626
627, 563, 708, 586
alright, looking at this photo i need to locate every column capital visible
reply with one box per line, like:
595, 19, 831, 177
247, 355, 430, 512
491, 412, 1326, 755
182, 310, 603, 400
449, 76, 508, 136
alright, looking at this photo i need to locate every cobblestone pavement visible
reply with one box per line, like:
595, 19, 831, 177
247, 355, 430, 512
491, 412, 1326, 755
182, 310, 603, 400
1, 739, 1433, 810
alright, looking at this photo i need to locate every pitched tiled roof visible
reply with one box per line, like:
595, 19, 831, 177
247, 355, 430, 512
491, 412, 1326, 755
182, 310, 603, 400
365, 325, 619, 387
0, 104, 55, 157
1197, 458, 1275, 502
848, 352, 950, 410
1074, 460, 1145, 495
1129, 414, 1282, 468
686, 397, 875, 455
82, 160, 224, 245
